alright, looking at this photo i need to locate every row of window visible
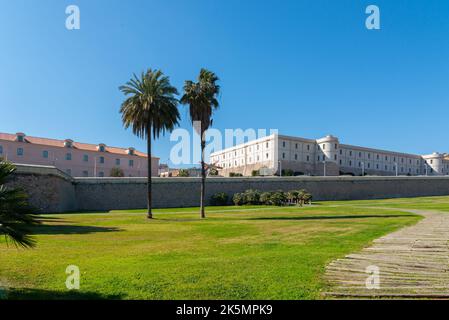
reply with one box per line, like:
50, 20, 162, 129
340, 149, 422, 165
0, 146, 136, 167
281, 141, 313, 151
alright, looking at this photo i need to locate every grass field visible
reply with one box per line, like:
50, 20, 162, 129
2, 196, 448, 300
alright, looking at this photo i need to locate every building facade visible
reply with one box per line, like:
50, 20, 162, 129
0, 132, 159, 177
210, 134, 449, 177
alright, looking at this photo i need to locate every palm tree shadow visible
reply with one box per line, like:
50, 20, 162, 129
249, 214, 416, 221
30, 225, 122, 235
3, 288, 124, 300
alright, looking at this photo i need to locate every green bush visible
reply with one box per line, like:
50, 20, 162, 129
232, 193, 246, 206
178, 169, 190, 177
260, 192, 273, 205
229, 172, 243, 177
282, 169, 294, 176
251, 170, 259, 177
210, 192, 229, 206
243, 189, 261, 205
270, 190, 287, 206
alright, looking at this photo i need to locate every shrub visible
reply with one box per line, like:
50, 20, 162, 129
303, 192, 313, 205
229, 172, 243, 177
209, 168, 219, 176
233, 193, 246, 206
210, 192, 229, 206
270, 190, 287, 206
110, 167, 125, 177
244, 189, 261, 205
251, 170, 259, 177
282, 169, 294, 176
260, 192, 273, 205
178, 169, 190, 177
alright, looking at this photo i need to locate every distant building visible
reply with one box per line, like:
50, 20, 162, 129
0, 132, 159, 177
210, 134, 449, 177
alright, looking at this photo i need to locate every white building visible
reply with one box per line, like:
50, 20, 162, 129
210, 134, 449, 177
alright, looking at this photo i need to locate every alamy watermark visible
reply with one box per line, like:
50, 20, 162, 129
169, 122, 278, 166
66, 5, 80, 30
366, 5, 380, 30
365, 265, 380, 289
65, 265, 80, 290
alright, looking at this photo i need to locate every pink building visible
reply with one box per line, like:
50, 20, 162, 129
0, 132, 159, 177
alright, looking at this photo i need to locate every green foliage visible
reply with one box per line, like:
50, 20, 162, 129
260, 192, 274, 205
0, 160, 40, 248
229, 172, 243, 177
209, 168, 219, 176
232, 193, 246, 206
282, 169, 294, 176
270, 190, 287, 206
178, 169, 190, 177
243, 189, 261, 205
110, 167, 124, 177
210, 192, 229, 206
251, 170, 259, 177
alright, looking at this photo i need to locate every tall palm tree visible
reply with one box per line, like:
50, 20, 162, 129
0, 160, 39, 248
180, 69, 220, 219
119, 69, 180, 219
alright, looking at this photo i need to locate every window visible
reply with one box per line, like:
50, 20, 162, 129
318, 156, 320, 161
43, 150, 49, 158
115, 159, 120, 166
349, 151, 352, 156
99, 145, 105, 152
295, 154, 298, 160
266, 153, 269, 159
376, 164, 379, 169
368, 154, 371, 159
17, 148, 23, 156
307, 155, 310, 162
266, 142, 269, 148
359, 152, 362, 158
99, 156, 105, 164
385, 156, 388, 161
295, 143, 298, 149
339, 159, 342, 165
335, 144, 338, 149
83, 171, 88, 177
385, 165, 388, 171
340, 149, 342, 155
0, 145, 3, 154
83, 155, 89, 162
430, 160, 433, 164
359, 162, 361, 167
334, 154, 337, 161
376, 154, 379, 160
66, 153, 72, 161
323, 144, 326, 150
307, 145, 310, 151
99, 171, 104, 177
17, 135, 24, 142
282, 141, 286, 147
349, 160, 352, 166
282, 153, 285, 159
66, 169, 72, 175
368, 163, 371, 168
129, 159, 134, 167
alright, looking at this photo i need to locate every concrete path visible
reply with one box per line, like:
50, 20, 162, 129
324, 208, 449, 298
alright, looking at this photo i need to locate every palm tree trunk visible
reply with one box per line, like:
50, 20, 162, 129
147, 126, 153, 219
200, 136, 206, 219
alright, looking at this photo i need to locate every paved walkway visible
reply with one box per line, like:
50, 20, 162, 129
325, 208, 449, 298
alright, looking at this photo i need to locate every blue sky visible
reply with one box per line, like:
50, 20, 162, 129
1, 0, 448, 167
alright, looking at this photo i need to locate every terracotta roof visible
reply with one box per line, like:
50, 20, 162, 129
0, 132, 155, 158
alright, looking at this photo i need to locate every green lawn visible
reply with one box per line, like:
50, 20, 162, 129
3, 196, 447, 300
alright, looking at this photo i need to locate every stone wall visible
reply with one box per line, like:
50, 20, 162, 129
7, 165, 449, 213
8, 164, 77, 213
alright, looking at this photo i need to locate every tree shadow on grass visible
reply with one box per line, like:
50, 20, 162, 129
30, 225, 122, 235
3, 288, 124, 300
248, 214, 416, 221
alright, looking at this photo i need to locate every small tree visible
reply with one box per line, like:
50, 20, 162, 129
0, 160, 40, 248
110, 167, 124, 177
178, 169, 190, 177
